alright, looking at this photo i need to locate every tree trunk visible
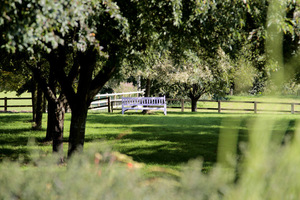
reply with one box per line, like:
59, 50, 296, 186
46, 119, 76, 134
43, 95, 47, 113
189, 84, 202, 112
45, 68, 57, 141
49, 47, 119, 158
142, 78, 151, 114
67, 106, 88, 157
46, 98, 65, 154
45, 99, 55, 141
191, 97, 199, 112
31, 83, 37, 123
29, 61, 67, 159
145, 78, 151, 97
52, 101, 65, 154
46, 67, 66, 156
34, 82, 43, 130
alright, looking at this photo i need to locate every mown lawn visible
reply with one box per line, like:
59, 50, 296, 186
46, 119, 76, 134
1, 110, 300, 172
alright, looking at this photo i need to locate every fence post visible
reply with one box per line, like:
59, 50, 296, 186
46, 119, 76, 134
291, 103, 295, 114
254, 101, 257, 114
218, 101, 221, 113
108, 97, 111, 113
98, 96, 100, 107
181, 99, 184, 112
4, 97, 7, 112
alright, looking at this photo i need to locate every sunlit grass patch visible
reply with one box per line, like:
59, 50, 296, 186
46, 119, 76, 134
0, 110, 299, 173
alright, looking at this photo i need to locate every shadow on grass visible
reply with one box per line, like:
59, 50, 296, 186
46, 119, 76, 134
84, 112, 251, 166
123, 133, 218, 165
0, 114, 32, 123
0, 147, 29, 162
86, 112, 240, 126
1, 112, 297, 167
0, 128, 33, 135
0, 114, 47, 161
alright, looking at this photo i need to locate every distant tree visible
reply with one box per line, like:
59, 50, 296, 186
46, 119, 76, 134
122, 0, 247, 99
0, 50, 46, 129
0, 51, 31, 93
151, 49, 232, 112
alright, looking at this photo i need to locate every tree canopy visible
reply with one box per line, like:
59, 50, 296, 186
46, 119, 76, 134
1, 0, 299, 156
0, 0, 191, 156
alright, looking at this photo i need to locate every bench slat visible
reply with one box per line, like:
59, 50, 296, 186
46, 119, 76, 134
122, 96, 167, 115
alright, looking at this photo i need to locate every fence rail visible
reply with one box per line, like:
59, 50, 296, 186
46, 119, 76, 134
0, 97, 32, 112
167, 99, 300, 114
1, 94, 300, 114
93, 98, 300, 114
90, 91, 144, 112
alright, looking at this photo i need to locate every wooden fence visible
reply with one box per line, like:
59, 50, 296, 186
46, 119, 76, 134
0, 91, 144, 112
90, 91, 145, 112
1, 95, 300, 114
166, 99, 300, 114
95, 98, 300, 114
0, 97, 32, 112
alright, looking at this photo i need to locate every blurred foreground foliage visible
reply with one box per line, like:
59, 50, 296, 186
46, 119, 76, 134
1, 117, 300, 200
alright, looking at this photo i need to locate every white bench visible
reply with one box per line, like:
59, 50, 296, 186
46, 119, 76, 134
122, 96, 167, 115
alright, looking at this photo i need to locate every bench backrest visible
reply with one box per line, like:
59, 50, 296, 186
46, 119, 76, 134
122, 96, 165, 106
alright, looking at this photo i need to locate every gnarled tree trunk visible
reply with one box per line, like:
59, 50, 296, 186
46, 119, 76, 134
191, 96, 199, 112
52, 99, 66, 154
189, 84, 203, 112
67, 105, 88, 157
34, 82, 43, 130
45, 99, 55, 141
30, 60, 67, 160
31, 83, 37, 123
46, 94, 66, 154
50, 46, 119, 158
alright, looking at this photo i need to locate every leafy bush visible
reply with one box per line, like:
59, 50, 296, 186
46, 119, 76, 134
262, 79, 300, 96
233, 57, 258, 95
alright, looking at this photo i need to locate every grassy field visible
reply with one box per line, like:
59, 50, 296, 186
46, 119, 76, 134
1, 92, 300, 170
1, 110, 299, 171
2, 102, 300, 199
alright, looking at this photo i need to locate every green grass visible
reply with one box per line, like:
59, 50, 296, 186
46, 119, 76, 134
1, 111, 300, 172
2, 108, 300, 199
1, 92, 300, 171
1, 112, 300, 200
86, 112, 226, 170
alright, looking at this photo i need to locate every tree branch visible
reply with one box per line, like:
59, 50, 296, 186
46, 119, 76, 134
67, 52, 80, 83
48, 48, 77, 108
88, 54, 120, 99
26, 61, 57, 103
